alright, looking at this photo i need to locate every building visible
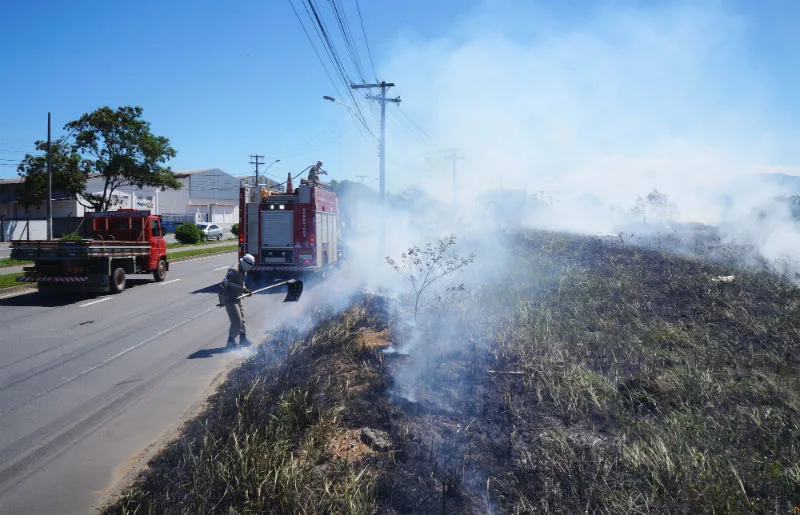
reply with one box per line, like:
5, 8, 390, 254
0, 168, 242, 240
93, 168, 241, 223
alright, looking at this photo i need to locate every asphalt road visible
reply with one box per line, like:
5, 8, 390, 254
0, 251, 302, 514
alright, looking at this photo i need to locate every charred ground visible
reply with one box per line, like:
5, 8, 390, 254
104, 229, 800, 514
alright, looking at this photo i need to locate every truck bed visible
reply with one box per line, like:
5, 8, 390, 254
10, 240, 151, 261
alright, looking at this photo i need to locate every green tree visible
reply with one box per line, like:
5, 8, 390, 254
65, 106, 180, 211
16, 138, 85, 210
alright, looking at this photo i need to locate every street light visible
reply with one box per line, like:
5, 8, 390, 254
322, 96, 375, 137
255, 159, 280, 189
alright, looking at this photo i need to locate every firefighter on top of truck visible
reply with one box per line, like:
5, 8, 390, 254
307, 160, 326, 185
219, 253, 255, 347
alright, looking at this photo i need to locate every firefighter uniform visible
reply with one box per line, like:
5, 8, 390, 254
219, 254, 255, 347
308, 160, 325, 184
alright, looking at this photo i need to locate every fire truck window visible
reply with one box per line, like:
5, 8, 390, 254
151, 220, 159, 237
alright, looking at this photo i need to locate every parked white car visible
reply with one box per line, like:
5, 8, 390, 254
197, 223, 223, 241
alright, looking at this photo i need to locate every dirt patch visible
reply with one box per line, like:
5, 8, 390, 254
355, 327, 392, 351
328, 428, 377, 462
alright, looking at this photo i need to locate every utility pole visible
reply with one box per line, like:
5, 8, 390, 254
249, 154, 264, 187
351, 81, 400, 204
441, 149, 465, 204
46, 112, 53, 240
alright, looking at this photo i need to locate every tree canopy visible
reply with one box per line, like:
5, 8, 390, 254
16, 138, 85, 209
66, 106, 180, 211
17, 106, 181, 213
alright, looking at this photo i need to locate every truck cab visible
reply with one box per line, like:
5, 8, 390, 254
90, 209, 167, 274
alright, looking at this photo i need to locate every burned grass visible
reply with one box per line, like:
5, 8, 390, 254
105, 229, 800, 514
468, 230, 800, 514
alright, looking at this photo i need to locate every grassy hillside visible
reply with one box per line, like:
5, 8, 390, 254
105, 230, 800, 514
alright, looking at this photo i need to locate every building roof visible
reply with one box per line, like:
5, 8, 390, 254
172, 168, 227, 178
0, 177, 24, 185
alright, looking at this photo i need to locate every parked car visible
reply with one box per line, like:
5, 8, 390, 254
197, 223, 223, 241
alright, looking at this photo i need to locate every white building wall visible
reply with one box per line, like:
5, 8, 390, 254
4, 169, 240, 223
3, 219, 47, 240
0, 199, 83, 219
155, 179, 191, 215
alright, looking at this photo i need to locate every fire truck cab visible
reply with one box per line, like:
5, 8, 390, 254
239, 171, 340, 281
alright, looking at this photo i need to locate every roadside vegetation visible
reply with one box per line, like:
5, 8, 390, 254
167, 239, 234, 250
0, 271, 20, 289
174, 222, 205, 244
0, 258, 30, 268
105, 229, 800, 514
168, 244, 237, 260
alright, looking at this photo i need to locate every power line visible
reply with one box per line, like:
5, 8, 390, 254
396, 106, 431, 141
286, 0, 346, 102
354, 0, 377, 80
288, 0, 375, 136
388, 116, 428, 146
388, 108, 430, 146
302, 0, 370, 127
329, 0, 366, 82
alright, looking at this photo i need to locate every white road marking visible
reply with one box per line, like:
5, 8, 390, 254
213, 266, 229, 271
159, 278, 181, 286
0, 303, 221, 418
80, 297, 111, 308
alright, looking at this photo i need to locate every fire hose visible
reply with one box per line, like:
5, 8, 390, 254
217, 278, 303, 306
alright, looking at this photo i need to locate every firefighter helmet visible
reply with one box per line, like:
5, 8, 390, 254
240, 253, 255, 272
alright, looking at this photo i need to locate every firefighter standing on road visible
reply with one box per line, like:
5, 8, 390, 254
219, 253, 255, 347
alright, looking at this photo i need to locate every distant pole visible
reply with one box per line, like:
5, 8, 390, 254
441, 149, 465, 204
47, 112, 53, 240
249, 154, 265, 187
355, 175, 371, 184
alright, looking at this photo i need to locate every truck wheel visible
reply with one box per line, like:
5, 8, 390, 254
110, 268, 126, 293
153, 258, 167, 282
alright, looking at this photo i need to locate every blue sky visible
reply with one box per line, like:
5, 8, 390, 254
2, 0, 800, 209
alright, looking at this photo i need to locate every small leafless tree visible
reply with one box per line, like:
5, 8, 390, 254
386, 234, 475, 321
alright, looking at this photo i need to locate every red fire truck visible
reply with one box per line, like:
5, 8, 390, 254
11, 209, 168, 293
238, 170, 340, 281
